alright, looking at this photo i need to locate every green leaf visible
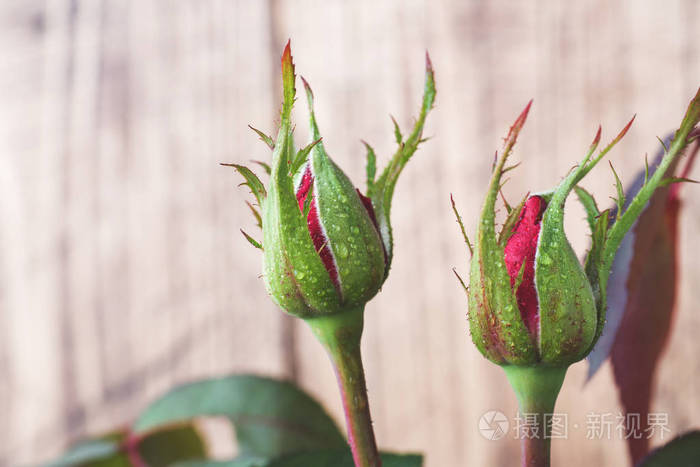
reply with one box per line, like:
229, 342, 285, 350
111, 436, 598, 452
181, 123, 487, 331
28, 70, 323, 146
42, 425, 206, 467
140, 425, 207, 467
41, 439, 122, 467
174, 457, 268, 467
266, 450, 423, 467
637, 431, 700, 467
133, 375, 346, 459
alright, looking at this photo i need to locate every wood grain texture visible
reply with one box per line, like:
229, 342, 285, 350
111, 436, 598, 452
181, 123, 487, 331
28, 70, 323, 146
0, 1, 698, 466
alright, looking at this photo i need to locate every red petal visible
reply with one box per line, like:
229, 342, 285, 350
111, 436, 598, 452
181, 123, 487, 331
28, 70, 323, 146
503, 195, 547, 338
296, 166, 340, 291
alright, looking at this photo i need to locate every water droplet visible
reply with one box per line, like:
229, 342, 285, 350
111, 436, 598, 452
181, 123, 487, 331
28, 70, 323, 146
337, 244, 349, 259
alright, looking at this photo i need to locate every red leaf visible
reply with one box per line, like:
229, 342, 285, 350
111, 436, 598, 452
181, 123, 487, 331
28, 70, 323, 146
610, 139, 698, 464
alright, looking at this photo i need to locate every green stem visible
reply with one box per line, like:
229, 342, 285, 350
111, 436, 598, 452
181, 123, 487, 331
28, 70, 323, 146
306, 307, 381, 467
503, 365, 568, 467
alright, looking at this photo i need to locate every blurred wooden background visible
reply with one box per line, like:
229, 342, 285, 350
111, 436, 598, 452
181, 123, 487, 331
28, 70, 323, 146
1, 1, 699, 465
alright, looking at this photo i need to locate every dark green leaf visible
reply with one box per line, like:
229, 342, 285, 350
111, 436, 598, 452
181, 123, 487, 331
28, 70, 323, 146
133, 375, 346, 459
173, 456, 268, 467
139, 424, 207, 467
42, 425, 205, 467
267, 450, 423, 467
637, 431, 700, 467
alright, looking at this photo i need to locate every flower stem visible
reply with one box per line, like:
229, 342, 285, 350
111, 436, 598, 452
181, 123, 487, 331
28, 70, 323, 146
503, 365, 568, 467
307, 307, 381, 467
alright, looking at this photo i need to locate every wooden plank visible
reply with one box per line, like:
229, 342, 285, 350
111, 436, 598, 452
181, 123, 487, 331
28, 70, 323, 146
1, 0, 699, 465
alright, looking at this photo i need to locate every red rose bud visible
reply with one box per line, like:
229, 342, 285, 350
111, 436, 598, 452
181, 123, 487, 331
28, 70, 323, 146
227, 42, 435, 318
462, 88, 700, 368
295, 164, 385, 296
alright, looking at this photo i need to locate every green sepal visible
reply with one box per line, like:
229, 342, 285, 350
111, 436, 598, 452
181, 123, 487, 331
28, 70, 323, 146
530, 125, 621, 365
223, 163, 267, 207
582, 87, 700, 353
363, 141, 377, 194
390, 115, 403, 145
262, 45, 342, 318
367, 53, 436, 278
468, 101, 537, 365
498, 192, 528, 246
249, 125, 275, 150
302, 79, 386, 307
609, 161, 625, 220
450, 194, 473, 256
241, 229, 263, 250
658, 176, 699, 187
246, 201, 262, 229
252, 160, 271, 175
290, 138, 322, 176
573, 185, 600, 232
534, 197, 597, 365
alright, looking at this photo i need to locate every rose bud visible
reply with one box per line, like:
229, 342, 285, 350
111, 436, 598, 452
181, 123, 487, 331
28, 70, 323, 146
224, 42, 436, 467
226, 42, 435, 319
454, 91, 700, 466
